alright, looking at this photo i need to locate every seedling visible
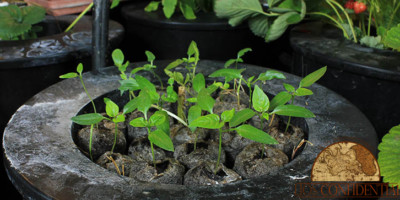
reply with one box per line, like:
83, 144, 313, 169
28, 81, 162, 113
279, 66, 327, 133
60, 63, 97, 114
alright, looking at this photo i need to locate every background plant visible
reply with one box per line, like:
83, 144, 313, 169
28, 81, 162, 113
378, 124, 400, 187
0, 4, 45, 40
145, 0, 215, 20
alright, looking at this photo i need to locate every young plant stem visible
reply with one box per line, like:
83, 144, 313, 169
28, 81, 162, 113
388, 2, 400, 30
177, 86, 187, 123
111, 123, 118, 153
327, 0, 358, 43
284, 98, 295, 133
367, 8, 372, 36
65, 3, 93, 32
308, 12, 350, 39
325, 0, 344, 24
236, 78, 242, 107
150, 141, 156, 168
214, 128, 223, 174
79, 75, 97, 114
89, 124, 94, 160
259, 113, 266, 159
151, 71, 164, 90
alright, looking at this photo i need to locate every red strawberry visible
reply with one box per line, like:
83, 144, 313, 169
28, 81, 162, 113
353, 1, 367, 14
345, 0, 354, 9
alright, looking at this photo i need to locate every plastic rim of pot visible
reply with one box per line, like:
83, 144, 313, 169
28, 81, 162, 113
3, 60, 378, 199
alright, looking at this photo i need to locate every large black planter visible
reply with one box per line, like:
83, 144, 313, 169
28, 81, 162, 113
0, 15, 124, 134
119, 2, 292, 71
3, 60, 377, 199
290, 22, 400, 140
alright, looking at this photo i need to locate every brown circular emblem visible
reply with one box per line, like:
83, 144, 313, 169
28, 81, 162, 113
311, 141, 380, 182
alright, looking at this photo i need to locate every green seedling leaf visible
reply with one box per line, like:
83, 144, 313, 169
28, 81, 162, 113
299, 66, 327, 88
189, 114, 221, 129
111, 0, 120, 9
378, 124, 400, 186
113, 114, 125, 123
186, 98, 197, 103
145, 1, 160, 12
119, 79, 140, 94
269, 91, 292, 111
229, 108, 256, 127
174, 72, 185, 85
197, 88, 215, 114
295, 88, 313, 96
206, 82, 223, 94
271, 104, 315, 118
145, 50, 156, 62
149, 112, 166, 126
72, 113, 105, 125
252, 85, 270, 113
129, 117, 148, 127
123, 98, 138, 114
192, 73, 205, 93
136, 75, 159, 102
104, 98, 119, 118
165, 59, 183, 71
59, 72, 78, 79
187, 40, 199, 57
262, 112, 270, 121
149, 129, 174, 151
155, 111, 170, 136
237, 48, 252, 58
283, 83, 295, 93
112, 49, 124, 67
209, 68, 245, 82
76, 63, 83, 74
162, 86, 178, 103
223, 83, 230, 89
224, 59, 236, 68
136, 91, 153, 115
162, 0, 178, 18
188, 105, 202, 132
221, 108, 235, 123
257, 70, 286, 81
179, 0, 196, 20
235, 124, 278, 144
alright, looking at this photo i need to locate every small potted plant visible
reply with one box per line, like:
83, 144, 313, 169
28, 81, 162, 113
2, 41, 379, 199
0, 3, 124, 144
287, 0, 400, 139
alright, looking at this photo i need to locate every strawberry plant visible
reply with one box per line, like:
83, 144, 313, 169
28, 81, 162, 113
145, 0, 215, 20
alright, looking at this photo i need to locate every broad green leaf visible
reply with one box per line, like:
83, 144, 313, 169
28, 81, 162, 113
224, 59, 236, 68
383, 24, 400, 51
378, 125, 400, 186
174, 72, 185, 85
269, 91, 292, 111
206, 82, 223, 94
209, 68, 245, 82
129, 117, 147, 127
149, 129, 174, 152
145, 50, 156, 62
192, 73, 205, 93
187, 40, 199, 58
59, 72, 78, 79
221, 108, 235, 123
130, 67, 145, 75
21, 5, 45, 24
145, 1, 160, 12
162, 0, 178, 18
123, 98, 138, 114
252, 85, 270, 112
72, 113, 105, 125
76, 63, 83, 74
155, 111, 170, 136
189, 114, 221, 129
283, 83, 295, 93
165, 59, 183, 71
266, 11, 298, 42
360, 36, 384, 49
136, 91, 153, 115
271, 104, 315, 118
136, 75, 159, 102
110, 0, 120, 9
248, 15, 270, 38
113, 114, 125, 123
235, 124, 278, 144
161, 86, 178, 103
197, 88, 215, 114
179, 0, 196, 20
112, 49, 124, 67
215, 0, 264, 26
237, 48, 252, 58
258, 70, 286, 81
262, 112, 270, 120
268, 0, 283, 7
149, 112, 166, 126
299, 66, 327, 88
295, 88, 313, 96
188, 105, 202, 132
104, 98, 119, 118
119, 79, 140, 94
229, 108, 256, 127
278, 0, 302, 12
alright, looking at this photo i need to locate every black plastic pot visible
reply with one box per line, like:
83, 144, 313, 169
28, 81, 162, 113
3, 60, 377, 199
290, 22, 400, 140
119, 2, 292, 71
0, 15, 124, 134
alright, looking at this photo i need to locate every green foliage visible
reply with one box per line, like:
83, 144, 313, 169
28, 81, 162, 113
0, 5, 45, 40
299, 66, 327, 88
383, 24, 400, 51
378, 125, 400, 187
229, 108, 256, 127
252, 85, 270, 113
71, 113, 106, 125
189, 114, 222, 129
271, 104, 315, 118
197, 88, 215, 114
145, 0, 215, 20
235, 124, 278, 144
215, 0, 306, 42
148, 129, 174, 152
